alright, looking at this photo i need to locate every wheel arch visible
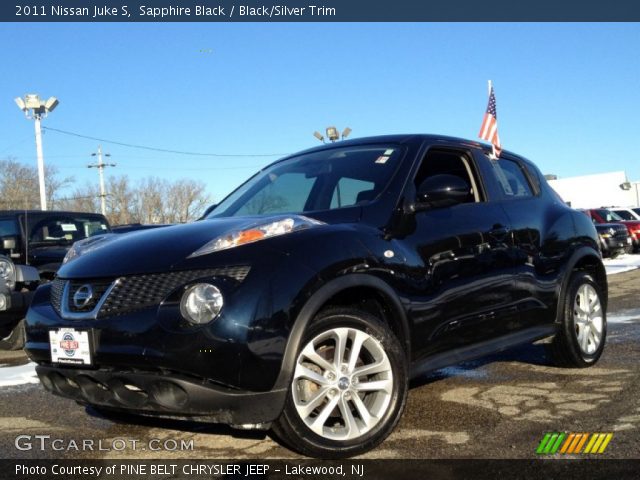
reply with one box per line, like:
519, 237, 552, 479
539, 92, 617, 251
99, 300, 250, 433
555, 247, 608, 324
273, 274, 410, 390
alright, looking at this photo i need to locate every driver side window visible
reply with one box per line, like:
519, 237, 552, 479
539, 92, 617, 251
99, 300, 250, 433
414, 149, 483, 203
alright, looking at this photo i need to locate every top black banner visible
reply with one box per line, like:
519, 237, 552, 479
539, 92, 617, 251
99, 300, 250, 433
4, 0, 640, 22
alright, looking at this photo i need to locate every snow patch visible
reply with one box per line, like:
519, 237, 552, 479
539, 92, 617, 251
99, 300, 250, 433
0, 362, 38, 387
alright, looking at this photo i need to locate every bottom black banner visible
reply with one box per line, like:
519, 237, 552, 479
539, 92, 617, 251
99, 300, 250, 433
3, 459, 639, 480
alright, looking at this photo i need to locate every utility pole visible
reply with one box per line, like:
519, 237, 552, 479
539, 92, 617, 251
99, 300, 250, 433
14, 94, 59, 211
88, 146, 116, 216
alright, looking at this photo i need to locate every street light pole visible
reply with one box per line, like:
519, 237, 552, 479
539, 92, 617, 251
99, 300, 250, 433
14, 94, 59, 211
33, 115, 47, 211
89, 145, 116, 216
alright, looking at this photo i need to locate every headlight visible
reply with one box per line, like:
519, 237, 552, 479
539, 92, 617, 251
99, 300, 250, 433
0, 256, 16, 289
600, 233, 611, 239
63, 234, 117, 264
188, 215, 325, 257
180, 283, 224, 324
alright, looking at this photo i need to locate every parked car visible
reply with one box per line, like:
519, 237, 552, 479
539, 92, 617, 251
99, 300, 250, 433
0, 210, 110, 349
609, 207, 640, 221
583, 208, 640, 252
592, 223, 630, 258
25, 135, 607, 458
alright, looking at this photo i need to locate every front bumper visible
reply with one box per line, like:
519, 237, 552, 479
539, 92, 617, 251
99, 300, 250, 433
36, 364, 287, 424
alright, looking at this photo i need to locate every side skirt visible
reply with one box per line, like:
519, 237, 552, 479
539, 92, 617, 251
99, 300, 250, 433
409, 325, 557, 379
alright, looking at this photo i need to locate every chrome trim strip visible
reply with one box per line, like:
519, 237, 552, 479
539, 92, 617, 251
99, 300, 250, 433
59, 279, 120, 320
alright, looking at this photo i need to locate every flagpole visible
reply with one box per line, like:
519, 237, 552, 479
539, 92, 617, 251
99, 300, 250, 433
488, 79, 492, 95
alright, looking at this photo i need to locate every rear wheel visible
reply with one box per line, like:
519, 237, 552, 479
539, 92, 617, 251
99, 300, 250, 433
549, 271, 606, 367
273, 307, 407, 458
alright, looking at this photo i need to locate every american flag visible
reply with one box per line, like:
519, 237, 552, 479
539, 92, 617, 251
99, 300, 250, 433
478, 83, 502, 157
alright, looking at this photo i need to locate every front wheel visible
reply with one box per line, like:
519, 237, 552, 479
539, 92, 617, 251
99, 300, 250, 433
272, 307, 407, 458
549, 271, 606, 368
0, 319, 25, 351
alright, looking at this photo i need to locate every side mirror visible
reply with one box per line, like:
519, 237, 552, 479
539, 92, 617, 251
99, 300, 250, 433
199, 204, 217, 220
2, 238, 16, 250
415, 174, 470, 211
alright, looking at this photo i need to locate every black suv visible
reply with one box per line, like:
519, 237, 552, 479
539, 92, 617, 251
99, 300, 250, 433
0, 210, 110, 349
25, 135, 607, 458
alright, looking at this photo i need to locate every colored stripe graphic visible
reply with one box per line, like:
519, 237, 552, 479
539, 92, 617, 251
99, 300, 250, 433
560, 433, 575, 453
537, 433, 613, 454
598, 434, 613, 453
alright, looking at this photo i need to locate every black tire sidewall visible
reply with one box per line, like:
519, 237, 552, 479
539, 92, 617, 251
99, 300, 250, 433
277, 308, 407, 458
561, 272, 606, 366
0, 319, 25, 351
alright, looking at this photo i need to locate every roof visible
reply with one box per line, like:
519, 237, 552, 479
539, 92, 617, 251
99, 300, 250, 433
277, 133, 528, 163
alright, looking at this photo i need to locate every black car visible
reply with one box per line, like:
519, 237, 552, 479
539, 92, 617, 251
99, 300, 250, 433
0, 210, 110, 349
592, 222, 630, 258
25, 135, 607, 458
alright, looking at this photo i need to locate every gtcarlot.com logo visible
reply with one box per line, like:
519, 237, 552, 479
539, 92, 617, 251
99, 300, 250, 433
536, 432, 613, 455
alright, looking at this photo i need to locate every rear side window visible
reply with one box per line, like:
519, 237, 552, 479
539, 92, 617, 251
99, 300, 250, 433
490, 159, 534, 198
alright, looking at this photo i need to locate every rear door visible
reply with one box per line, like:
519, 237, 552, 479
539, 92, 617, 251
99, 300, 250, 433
484, 156, 553, 330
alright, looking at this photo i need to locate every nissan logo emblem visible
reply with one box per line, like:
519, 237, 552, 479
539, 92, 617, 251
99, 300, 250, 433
73, 284, 94, 309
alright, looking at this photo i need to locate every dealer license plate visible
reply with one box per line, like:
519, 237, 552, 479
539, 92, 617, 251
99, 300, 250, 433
49, 328, 92, 366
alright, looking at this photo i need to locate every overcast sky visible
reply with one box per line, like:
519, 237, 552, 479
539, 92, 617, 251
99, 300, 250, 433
1, 23, 638, 201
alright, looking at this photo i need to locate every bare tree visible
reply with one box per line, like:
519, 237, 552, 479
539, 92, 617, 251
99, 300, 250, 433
0, 157, 73, 210
1, 158, 211, 225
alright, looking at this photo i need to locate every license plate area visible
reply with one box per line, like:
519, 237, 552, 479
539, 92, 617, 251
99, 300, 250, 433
49, 328, 93, 366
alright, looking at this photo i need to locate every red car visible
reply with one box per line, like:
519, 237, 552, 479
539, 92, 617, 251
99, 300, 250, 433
584, 208, 640, 252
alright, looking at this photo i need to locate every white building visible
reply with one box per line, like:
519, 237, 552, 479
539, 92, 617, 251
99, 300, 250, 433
548, 171, 639, 209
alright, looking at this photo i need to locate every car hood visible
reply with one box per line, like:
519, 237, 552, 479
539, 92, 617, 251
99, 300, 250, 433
56, 216, 289, 279
621, 220, 640, 229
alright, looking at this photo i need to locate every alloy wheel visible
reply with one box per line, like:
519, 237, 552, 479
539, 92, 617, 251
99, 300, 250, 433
292, 327, 393, 441
573, 283, 603, 355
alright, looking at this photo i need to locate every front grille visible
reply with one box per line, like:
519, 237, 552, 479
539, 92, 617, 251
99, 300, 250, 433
50, 278, 65, 316
51, 266, 250, 319
98, 266, 250, 318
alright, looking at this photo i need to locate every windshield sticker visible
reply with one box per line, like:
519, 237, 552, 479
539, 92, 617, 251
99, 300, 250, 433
60, 224, 78, 232
384, 149, 395, 155
375, 156, 390, 164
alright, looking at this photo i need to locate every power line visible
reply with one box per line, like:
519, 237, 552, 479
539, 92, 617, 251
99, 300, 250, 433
42, 126, 289, 158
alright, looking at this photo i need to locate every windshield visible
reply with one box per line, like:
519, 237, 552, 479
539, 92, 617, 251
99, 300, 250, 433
614, 209, 635, 220
594, 209, 623, 222
208, 145, 404, 218
0, 219, 19, 238
27, 215, 110, 246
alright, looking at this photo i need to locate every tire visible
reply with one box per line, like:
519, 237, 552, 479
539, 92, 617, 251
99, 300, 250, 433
549, 271, 606, 368
272, 307, 408, 458
0, 319, 25, 351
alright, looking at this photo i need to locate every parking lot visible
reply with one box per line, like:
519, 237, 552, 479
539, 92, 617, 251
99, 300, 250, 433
0, 258, 638, 460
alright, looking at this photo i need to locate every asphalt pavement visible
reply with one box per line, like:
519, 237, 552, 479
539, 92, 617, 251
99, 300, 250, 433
0, 267, 638, 460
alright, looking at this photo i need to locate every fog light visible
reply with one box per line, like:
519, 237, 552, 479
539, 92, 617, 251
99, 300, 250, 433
0, 293, 6, 311
180, 283, 223, 324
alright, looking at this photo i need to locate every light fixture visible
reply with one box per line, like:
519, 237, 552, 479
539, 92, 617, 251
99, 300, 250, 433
326, 126, 339, 142
313, 131, 324, 143
341, 127, 352, 139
